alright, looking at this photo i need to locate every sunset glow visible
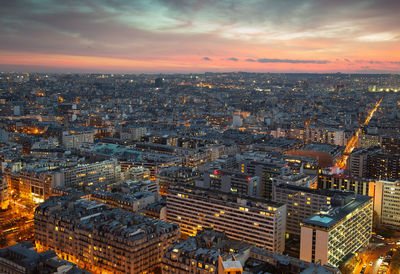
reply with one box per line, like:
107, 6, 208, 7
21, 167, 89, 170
1, 0, 400, 73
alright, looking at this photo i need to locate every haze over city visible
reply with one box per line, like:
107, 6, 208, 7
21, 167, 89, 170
1, 0, 400, 73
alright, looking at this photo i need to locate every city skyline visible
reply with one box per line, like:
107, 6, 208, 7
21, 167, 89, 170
1, 0, 400, 73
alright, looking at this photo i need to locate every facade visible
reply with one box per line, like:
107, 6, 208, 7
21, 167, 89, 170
0, 178, 9, 210
273, 184, 357, 237
35, 196, 180, 274
300, 195, 372, 267
162, 230, 249, 274
347, 147, 400, 180
240, 160, 285, 199
157, 166, 200, 195
201, 169, 260, 197
63, 159, 121, 189
120, 126, 147, 141
305, 126, 346, 147
317, 173, 375, 197
374, 180, 400, 229
62, 130, 94, 149
0, 242, 87, 274
166, 184, 286, 253
4, 169, 64, 204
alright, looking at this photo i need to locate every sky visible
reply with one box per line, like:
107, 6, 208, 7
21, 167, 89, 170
1, 0, 400, 73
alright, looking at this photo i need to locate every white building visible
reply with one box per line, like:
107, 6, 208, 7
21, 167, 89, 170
166, 185, 286, 253
300, 195, 372, 267
374, 180, 400, 229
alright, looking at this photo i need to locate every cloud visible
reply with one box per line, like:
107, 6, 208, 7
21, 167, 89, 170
246, 58, 256, 62
227, 57, 238, 61
256, 58, 329, 64
203, 57, 211, 61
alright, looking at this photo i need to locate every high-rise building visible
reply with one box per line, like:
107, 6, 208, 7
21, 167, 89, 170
166, 184, 286, 253
300, 195, 372, 266
273, 184, 358, 237
200, 169, 260, 197
374, 180, 400, 229
317, 173, 375, 197
35, 196, 180, 273
157, 166, 200, 195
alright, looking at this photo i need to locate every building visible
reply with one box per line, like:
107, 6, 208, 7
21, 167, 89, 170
201, 169, 261, 197
305, 126, 346, 147
89, 190, 156, 212
374, 180, 400, 229
120, 126, 147, 141
63, 159, 121, 189
300, 194, 372, 267
157, 166, 200, 195
4, 168, 64, 204
166, 184, 286, 253
35, 196, 180, 273
0, 178, 9, 210
162, 230, 338, 274
0, 241, 87, 274
62, 130, 94, 150
273, 184, 365, 239
347, 147, 400, 180
317, 173, 374, 197
286, 143, 344, 168
347, 147, 381, 178
239, 159, 285, 199
162, 229, 249, 274
122, 165, 150, 181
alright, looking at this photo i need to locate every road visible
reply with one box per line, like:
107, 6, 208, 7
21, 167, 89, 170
353, 236, 399, 274
336, 97, 383, 169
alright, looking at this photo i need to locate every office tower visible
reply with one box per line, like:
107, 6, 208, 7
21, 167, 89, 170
374, 180, 400, 229
166, 184, 286, 253
201, 169, 260, 197
300, 195, 372, 266
35, 196, 180, 273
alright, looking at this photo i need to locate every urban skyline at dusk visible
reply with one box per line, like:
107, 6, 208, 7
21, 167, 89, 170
1, 0, 400, 73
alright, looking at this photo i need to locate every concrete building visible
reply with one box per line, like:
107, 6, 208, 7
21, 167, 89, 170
63, 159, 121, 189
374, 180, 400, 229
200, 169, 261, 197
300, 194, 372, 267
166, 184, 286, 253
62, 130, 94, 150
317, 173, 374, 197
305, 127, 346, 147
4, 168, 64, 204
157, 166, 200, 195
273, 184, 359, 238
35, 196, 180, 273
